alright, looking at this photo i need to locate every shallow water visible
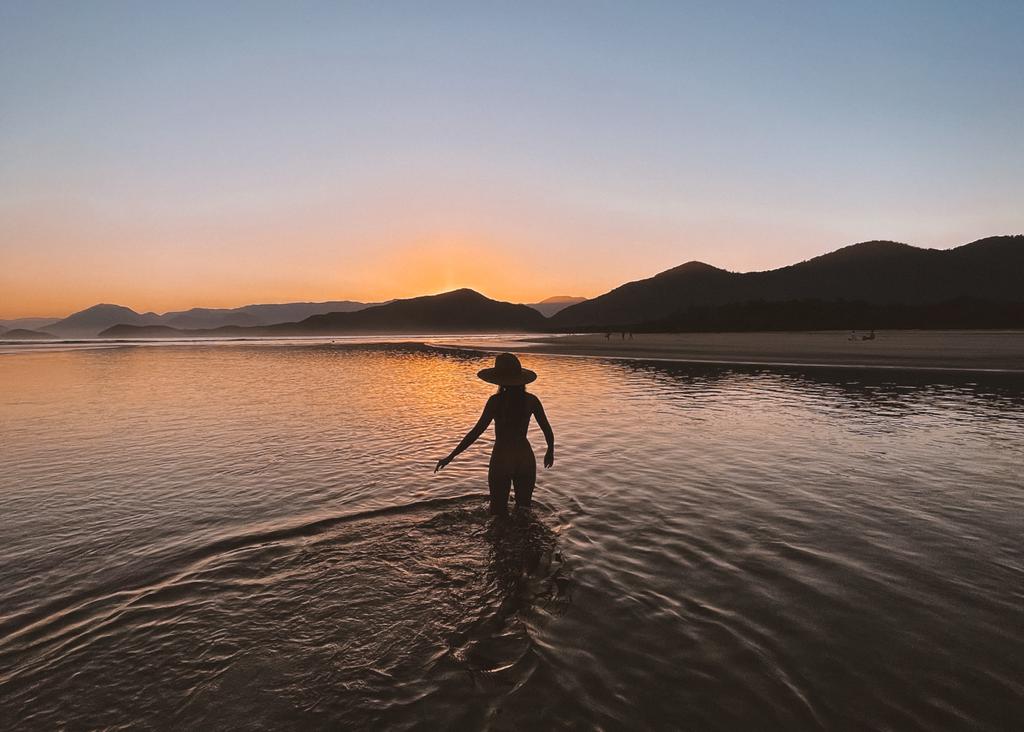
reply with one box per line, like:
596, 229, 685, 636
1, 342, 1023, 730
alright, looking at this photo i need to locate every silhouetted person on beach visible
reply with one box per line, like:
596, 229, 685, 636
435, 353, 555, 515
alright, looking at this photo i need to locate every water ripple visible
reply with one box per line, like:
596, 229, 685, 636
2, 343, 1023, 729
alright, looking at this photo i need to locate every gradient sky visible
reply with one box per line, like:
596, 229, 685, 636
2, 1, 1022, 317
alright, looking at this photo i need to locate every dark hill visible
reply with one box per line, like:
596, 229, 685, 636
48, 304, 161, 337
163, 309, 261, 329
100, 289, 547, 337
162, 300, 376, 329
267, 289, 546, 334
552, 236, 1024, 329
551, 261, 736, 327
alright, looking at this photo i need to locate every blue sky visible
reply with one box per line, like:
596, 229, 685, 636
2, 1, 1022, 315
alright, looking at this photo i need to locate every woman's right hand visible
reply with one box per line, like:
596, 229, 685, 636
434, 456, 452, 473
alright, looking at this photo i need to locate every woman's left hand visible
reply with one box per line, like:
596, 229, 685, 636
544, 448, 554, 469
435, 456, 452, 473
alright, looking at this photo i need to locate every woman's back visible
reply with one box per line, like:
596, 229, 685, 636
491, 388, 534, 444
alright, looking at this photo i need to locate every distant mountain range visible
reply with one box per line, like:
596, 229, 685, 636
1, 328, 57, 340
551, 235, 1024, 330
21, 295, 582, 338
100, 289, 546, 337
525, 296, 586, 317
0, 317, 61, 331
7, 235, 1023, 339
42, 300, 382, 338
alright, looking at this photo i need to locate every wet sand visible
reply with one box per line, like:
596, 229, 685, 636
488, 330, 1024, 371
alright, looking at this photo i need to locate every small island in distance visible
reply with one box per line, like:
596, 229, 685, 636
0, 328, 58, 340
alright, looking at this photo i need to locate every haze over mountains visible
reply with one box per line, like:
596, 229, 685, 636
0, 317, 62, 332
101, 289, 547, 337
6, 235, 1023, 340
40, 300, 382, 338
526, 296, 586, 317
1, 328, 57, 340
11, 295, 585, 338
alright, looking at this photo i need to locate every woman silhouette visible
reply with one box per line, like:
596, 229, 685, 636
435, 353, 554, 515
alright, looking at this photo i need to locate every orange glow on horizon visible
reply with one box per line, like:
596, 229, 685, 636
0, 231, 604, 318
2, 197, 985, 320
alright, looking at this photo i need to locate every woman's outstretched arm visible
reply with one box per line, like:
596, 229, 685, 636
435, 397, 496, 472
533, 396, 555, 468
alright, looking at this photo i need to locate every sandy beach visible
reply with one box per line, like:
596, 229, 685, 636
480, 330, 1024, 371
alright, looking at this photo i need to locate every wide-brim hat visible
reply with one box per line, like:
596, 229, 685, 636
477, 352, 536, 386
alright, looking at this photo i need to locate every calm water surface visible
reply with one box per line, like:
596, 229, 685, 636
1, 342, 1023, 730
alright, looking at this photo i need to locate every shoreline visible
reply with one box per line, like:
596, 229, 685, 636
444, 330, 1024, 373
4, 329, 1024, 373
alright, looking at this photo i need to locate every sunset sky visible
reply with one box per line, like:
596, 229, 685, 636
2, 1, 1023, 318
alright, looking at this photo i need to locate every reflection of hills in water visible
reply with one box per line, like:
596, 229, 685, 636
0, 496, 569, 730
